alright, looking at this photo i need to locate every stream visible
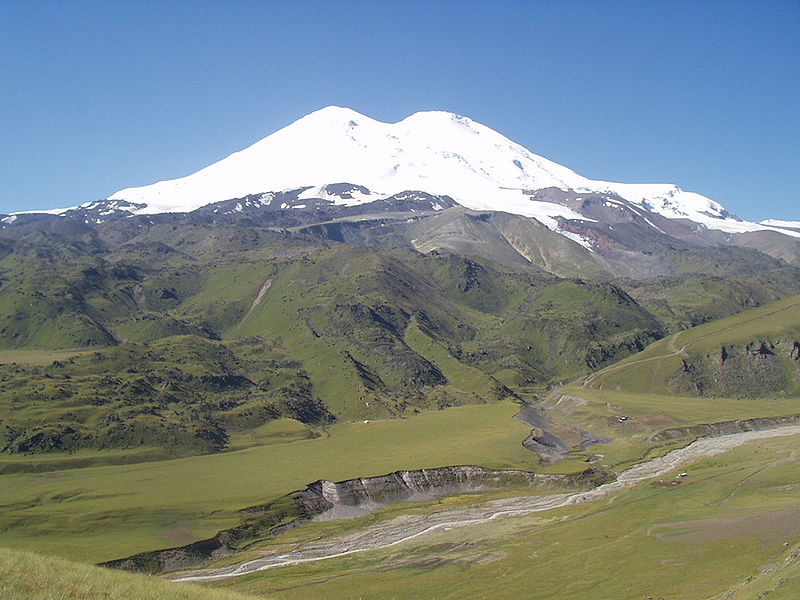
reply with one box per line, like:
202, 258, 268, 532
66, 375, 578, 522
173, 424, 800, 582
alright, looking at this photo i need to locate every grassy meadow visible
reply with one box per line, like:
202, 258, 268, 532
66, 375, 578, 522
209, 432, 800, 600
0, 401, 534, 563
0, 547, 256, 600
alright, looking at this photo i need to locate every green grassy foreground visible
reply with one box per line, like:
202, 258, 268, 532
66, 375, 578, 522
209, 432, 800, 600
0, 401, 534, 563
3, 384, 799, 567
0, 547, 256, 600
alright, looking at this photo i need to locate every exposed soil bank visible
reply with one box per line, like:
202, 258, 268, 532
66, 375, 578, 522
302, 465, 606, 520
172, 424, 800, 583
102, 465, 609, 574
648, 414, 800, 442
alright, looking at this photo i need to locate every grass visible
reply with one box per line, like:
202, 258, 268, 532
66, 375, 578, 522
404, 318, 507, 400
584, 294, 800, 395
546, 384, 800, 471
667, 294, 800, 351
0, 400, 534, 564
3, 363, 798, 568
0, 546, 257, 600
3, 288, 799, 595
209, 432, 800, 600
227, 418, 318, 449
0, 348, 96, 366
0, 447, 176, 475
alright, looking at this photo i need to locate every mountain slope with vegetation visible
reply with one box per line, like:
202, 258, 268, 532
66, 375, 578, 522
1, 199, 799, 457
583, 294, 800, 397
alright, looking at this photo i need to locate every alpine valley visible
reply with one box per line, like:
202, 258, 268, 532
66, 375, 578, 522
2, 108, 800, 600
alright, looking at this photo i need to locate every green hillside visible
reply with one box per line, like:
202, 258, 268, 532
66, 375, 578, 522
2, 205, 800, 599
0, 547, 255, 600
0, 231, 669, 456
583, 294, 800, 397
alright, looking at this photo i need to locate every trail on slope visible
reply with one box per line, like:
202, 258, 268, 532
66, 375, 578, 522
173, 424, 800, 583
582, 300, 800, 390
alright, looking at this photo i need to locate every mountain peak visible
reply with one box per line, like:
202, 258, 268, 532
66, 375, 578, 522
299, 107, 479, 133
298, 105, 372, 123
100, 107, 796, 239
402, 109, 473, 123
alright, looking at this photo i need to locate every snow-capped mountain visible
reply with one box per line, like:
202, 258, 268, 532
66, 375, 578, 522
761, 219, 800, 232
103, 106, 796, 239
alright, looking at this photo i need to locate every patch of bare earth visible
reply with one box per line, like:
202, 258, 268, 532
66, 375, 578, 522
653, 506, 800, 543
651, 480, 683, 488
162, 519, 203, 545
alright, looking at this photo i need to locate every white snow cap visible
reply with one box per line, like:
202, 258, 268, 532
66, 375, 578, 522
761, 219, 800, 231
106, 106, 797, 237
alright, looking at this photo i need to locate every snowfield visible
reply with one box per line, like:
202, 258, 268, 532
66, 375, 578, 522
96, 106, 797, 239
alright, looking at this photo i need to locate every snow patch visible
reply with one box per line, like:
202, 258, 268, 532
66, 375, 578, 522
297, 184, 381, 206
641, 216, 667, 235
761, 219, 800, 231
556, 228, 595, 252
11, 205, 78, 216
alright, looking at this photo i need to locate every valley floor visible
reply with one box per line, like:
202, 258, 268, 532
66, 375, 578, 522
174, 424, 800, 584
3, 390, 800, 599
0, 401, 534, 563
203, 427, 800, 600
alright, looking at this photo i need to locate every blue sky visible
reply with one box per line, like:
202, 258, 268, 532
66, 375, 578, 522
1, 0, 798, 221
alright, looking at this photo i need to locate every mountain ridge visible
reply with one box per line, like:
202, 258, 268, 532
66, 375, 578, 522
15, 106, 795, 243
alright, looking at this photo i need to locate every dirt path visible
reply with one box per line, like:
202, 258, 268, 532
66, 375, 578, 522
580, 331, 684, 390
718, 449, 797, 509
172, 424, 800, 583
582, 300, 800, 390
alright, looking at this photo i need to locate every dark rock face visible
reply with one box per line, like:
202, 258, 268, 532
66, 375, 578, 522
61, 200, 148, 223
186, 186, 458, 226
670, 339, 800, 398
101, 464, 609, 574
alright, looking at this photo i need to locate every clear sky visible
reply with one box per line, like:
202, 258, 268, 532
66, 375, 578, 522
1, 0, 798, 221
